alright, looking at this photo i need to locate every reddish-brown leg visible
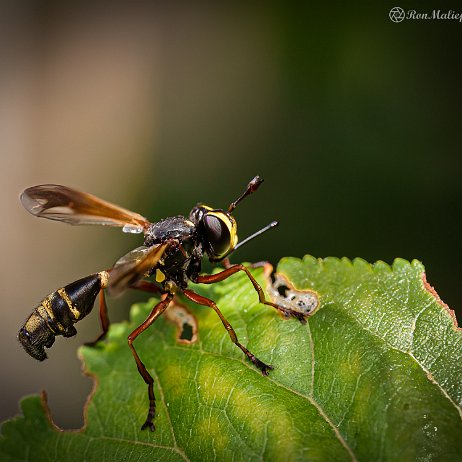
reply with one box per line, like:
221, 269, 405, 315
183, 289, 272, 375
128, 293, 173, 431
84, 290, 110, 346
86, 281, 164, 348
130, 280, 164, 294
194, 264, 306, 323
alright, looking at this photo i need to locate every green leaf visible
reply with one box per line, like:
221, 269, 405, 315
1, 257, 461, 462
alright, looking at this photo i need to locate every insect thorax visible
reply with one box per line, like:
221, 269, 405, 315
144, 216, 196, 247
144, 216, 202, 288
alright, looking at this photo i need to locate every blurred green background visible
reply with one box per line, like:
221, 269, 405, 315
0, 1, 460, 429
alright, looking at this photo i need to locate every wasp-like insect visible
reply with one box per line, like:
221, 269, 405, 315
18, 176, 302, 431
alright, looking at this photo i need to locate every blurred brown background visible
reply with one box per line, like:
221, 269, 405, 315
1, 1, 461, 428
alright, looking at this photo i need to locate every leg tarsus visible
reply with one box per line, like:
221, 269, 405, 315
195, 264, 308, 323
249, 353, 273, 376
141, 410, 156, 432
279, 308, 307, 324
142, 422, 155, 432
183, 289, 272, 375
243, 349, 273, 376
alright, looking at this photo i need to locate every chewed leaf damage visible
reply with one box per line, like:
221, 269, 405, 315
164, 301, 198, 343
262, 262, 320, 318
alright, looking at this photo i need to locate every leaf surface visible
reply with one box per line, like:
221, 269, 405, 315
1, 257, 461, 461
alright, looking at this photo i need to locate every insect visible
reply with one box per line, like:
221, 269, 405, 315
18, 176, 303, 431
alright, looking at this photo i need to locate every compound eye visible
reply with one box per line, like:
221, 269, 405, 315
203, 214, 231, 258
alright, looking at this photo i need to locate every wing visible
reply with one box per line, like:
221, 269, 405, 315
20, 184, 150, 232
107, 243, 169, 296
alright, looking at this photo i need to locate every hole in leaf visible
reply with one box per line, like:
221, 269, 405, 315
164, 301, 198, 344
179, 322, 194, 341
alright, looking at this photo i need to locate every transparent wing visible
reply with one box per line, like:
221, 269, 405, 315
20, 184, 150, 232
107, 243, 168, 296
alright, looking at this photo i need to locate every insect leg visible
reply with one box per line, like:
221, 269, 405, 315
128, 293, 173, 431
85, 281, 164, 348
183, 289, 272, 375
84, 290, 110, 347
194, 265, 307, 323
130, 280, 165, 294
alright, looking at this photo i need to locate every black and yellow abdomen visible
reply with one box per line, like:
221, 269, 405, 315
18, 271, 109, 361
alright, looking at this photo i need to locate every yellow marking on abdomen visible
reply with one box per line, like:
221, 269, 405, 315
25, 312, 48, 334
57, 288, 81, 320
38, 299, 65, 333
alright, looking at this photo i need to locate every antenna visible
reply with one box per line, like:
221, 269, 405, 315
233, 221, 279, 252
228, 176, 263, 213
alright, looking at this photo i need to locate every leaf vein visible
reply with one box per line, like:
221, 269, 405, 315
339, 304, 462, 420
151, 370, 190, 462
